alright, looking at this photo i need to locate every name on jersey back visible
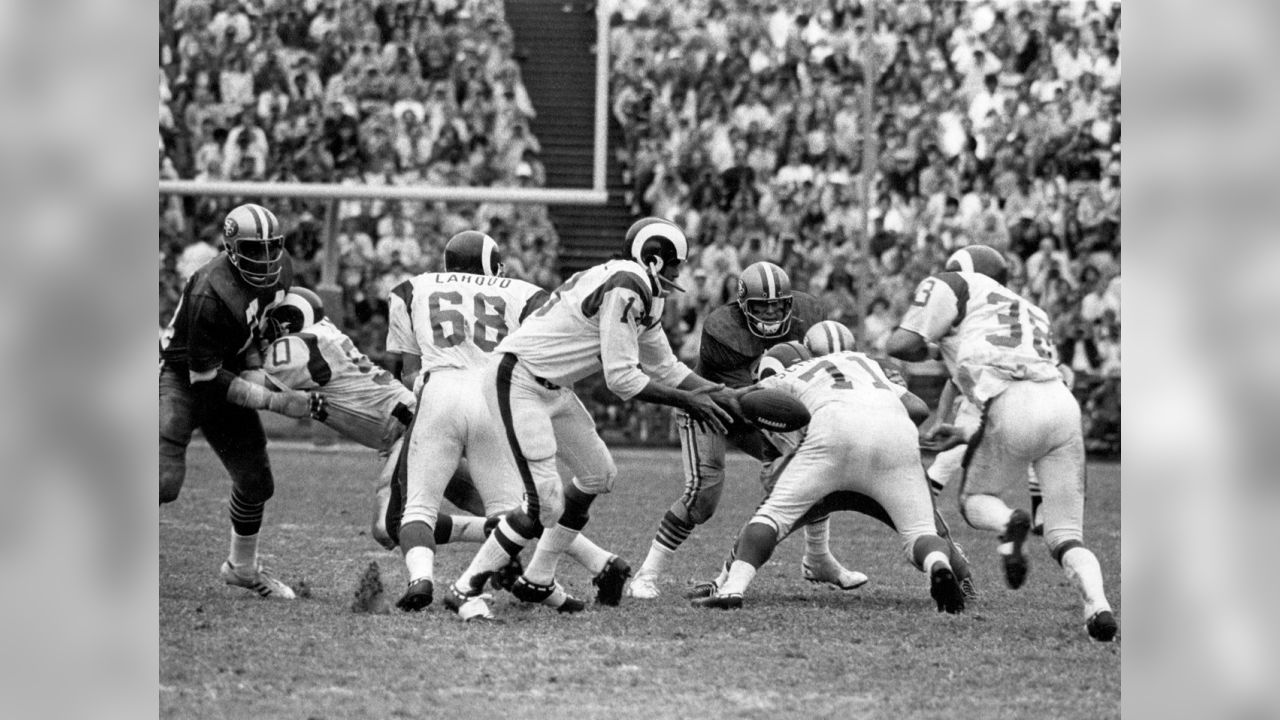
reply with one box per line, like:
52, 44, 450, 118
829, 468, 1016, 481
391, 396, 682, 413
434, 273, 513, 288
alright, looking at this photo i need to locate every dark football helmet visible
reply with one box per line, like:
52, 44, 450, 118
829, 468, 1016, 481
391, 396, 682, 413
753, 340, 812, 382
738, 261, 794, 339
444, 230, 505, 276
262, 287, 325, 343
624, 217, 688, 297
945, 245, 1009, 285
223, 203, 286, 288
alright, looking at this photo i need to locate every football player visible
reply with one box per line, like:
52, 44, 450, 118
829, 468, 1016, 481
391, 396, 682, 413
887, 244, 1117, 641
444, 217, 739, 616
159, 202, 299, 599
804, 321, 979, 600
628, 263, 867, 599
692, 343, 966, 614
249, 286, 491, 552
383, 230, 623, 616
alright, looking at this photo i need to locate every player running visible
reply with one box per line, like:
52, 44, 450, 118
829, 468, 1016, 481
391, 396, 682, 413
444, 217, 739, 616
628, 263, 867, 599
692, 342, 966, 614
887, 244, 1117, 641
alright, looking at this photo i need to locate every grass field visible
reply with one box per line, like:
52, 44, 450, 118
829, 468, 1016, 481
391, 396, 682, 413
160, 442, 1121, 720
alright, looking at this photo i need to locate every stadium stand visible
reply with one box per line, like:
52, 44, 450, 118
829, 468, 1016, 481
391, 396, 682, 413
159, 0, 1119, 453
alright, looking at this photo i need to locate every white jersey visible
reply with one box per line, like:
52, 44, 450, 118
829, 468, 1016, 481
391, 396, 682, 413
263, 319, 413, 450
898, 271, 1061, 405
758, 351, 909, 455
386, 272, 548, 372
760, 350, 910, 413
495, 259, 693, 400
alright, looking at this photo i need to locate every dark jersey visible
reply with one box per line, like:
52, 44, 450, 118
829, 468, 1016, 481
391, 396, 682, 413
698, 291, 828, 388
160, 253, 293, 378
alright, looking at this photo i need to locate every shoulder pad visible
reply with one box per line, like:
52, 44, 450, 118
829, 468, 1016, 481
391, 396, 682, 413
702, 303, 764, 357
790, 292, 828, 334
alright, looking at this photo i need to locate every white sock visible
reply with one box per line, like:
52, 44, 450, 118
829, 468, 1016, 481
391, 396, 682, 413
922, 551, 951, 575
230, 531, 258, 568
455, 535, 514, 593
637, 541, 673, 577
718, 560, 758, 596
446, 516, 486, 543
523, 525, 579, 585
565, 534, 613, 575
1061, 546, 1111, 616
963, 494, 1016, 534
404, 546, 434, 584
803, 519, 832, 562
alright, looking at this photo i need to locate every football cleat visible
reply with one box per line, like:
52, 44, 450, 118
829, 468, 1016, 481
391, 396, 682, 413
395, 578, 434, 612
442, 586, 495, 621
802, 558, 870, 591
490, 554, 524, 593
510, 577, 586, 614
220, 560, 297, 600
626, 571, 661, 599
1086, 609, 1118, 642
691, 593, 744, 610
592, 556, 632, 606
682, 580, 719, 599
959, 576, 980, 601
929, 565, 966, 614
998, 509, 1032, 589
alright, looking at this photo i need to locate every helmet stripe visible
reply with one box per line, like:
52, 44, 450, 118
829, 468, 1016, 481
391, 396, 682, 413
482, 235, 496, 275
246, 204, 265, 239
759, 263, 775, 299
825, 323, 836, 352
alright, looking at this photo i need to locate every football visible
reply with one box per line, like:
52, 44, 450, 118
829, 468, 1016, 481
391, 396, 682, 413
739, 388, 810, 432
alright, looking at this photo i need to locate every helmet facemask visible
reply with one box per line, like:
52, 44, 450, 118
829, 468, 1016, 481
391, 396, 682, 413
228, 236, 285, 288
742, 297, 793, 338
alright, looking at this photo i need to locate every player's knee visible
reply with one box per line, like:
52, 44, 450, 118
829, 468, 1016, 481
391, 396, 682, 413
571, 461, 618, 495
234, 472, 275, 505
686, 485, 723, 525
505, 510, 543, 541
1048, 536, 1084, 565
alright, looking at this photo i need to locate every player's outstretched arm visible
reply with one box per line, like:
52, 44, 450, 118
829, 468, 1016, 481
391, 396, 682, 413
220, 369, 314, 418
632, 379, 733, 435
886, 328, 935, 362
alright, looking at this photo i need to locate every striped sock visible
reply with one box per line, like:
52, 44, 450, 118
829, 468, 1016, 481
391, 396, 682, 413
229, 490, 264, 537
656, 511, 696, 551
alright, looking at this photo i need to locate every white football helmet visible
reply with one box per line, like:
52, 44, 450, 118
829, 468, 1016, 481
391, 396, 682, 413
804, 321, 856, 356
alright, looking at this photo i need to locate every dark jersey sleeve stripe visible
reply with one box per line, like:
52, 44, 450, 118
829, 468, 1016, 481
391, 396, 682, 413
520, 289, 551, 323
579, 271, 652, 320
300, 333, 332, 386
391, 280, 415, 336
935, 272, 970, 327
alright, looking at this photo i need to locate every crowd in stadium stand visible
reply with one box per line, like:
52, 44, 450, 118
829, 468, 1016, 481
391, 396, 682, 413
159, 0, 561, 361
601, 0, 1120, 450
159, 0, 1120, 453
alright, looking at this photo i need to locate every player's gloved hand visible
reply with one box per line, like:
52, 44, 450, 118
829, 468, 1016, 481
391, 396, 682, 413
682, 386, 733, 435
920, 423, 970, 453
308, 393, 329, 422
